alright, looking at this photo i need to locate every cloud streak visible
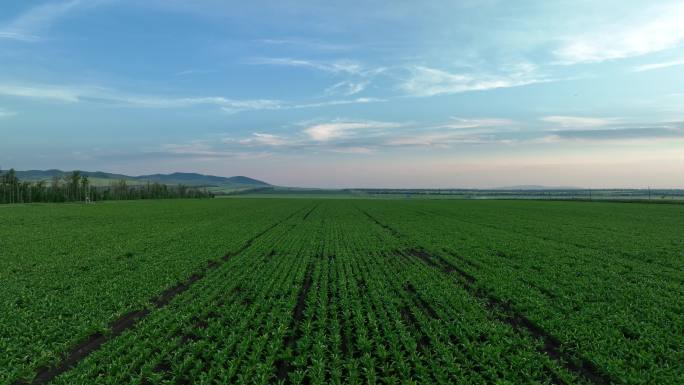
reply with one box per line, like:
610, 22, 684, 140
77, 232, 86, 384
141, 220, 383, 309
0, 81, 385, 114
254, 38, 350, 51
304, 120, 401, 141
632, 58, 684, 72
0, 0, 100, 42
400, 65, 548, 97
237, 133, 289, 147
324, 80, 369, 96
0, 108, 17, 118
0, 82, 282, 112
553, 3, 684, 64
0, 84, 82, 102
247, 57, 364, 74
540, 116, 620, 128
545, 125, 684, 142
441, 117, 516, 129
143, 117, 684, 169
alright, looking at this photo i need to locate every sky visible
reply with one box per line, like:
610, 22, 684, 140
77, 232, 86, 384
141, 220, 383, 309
1, 0, 683, 188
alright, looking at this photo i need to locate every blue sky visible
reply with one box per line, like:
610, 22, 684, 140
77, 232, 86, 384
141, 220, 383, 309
1, 0, 683, 188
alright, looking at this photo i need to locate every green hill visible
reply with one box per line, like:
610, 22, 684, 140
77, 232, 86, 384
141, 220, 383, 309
12, 169, 270, 189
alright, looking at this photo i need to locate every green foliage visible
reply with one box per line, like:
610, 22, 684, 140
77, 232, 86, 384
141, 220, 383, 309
0, 168, 213, 204
2, 199, 683, 384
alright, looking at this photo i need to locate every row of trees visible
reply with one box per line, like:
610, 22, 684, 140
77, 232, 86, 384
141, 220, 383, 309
0, 168, 213, 204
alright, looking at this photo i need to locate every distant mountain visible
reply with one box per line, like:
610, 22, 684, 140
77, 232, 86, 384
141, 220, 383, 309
495, 185, 582, 190
134, 172, 269, 187
13, 169, 270, 188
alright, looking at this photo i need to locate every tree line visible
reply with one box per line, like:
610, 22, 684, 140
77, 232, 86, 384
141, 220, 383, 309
0, 168, 213, 204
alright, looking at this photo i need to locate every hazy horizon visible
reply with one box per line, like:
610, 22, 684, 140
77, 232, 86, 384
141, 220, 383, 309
2, 1, 683, 188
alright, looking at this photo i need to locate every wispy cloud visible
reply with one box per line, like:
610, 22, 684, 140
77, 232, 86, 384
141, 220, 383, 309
254, 38, 350, 51
540, 116, 620, 128
632, 58, 684, 72
237, 133, 289, 147
382, 133, 487, 147
174, 69, 217, 76
400, 64, 547, 97
0, 0, 99, 42
97, 94, 283, 112
156, 141, 271, 160
324, 80, 369, 96
247, 57, 387, 97
544, 124, 684, 143
441, 117, 516, 129
0, 108, 17, 118
291, 97, 385, 109
553, 3, 684, 64
0, 81, 384, 114
0, 82, 282, 112
538, 117, 684, 144
303, 120, 401, 141
329, 146, 375, 154
223, 117, 520, 153
155, 118, 684, 165
247, 57, 364, 75
0, 84, 82, 102
0, 31, 39, 42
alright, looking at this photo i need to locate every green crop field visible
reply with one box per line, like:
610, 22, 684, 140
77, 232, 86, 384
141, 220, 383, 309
1, 198, 683, 385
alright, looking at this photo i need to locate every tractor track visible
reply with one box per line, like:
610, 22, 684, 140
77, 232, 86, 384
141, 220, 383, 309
357, 207, 613, 385
14, 206, 307, 385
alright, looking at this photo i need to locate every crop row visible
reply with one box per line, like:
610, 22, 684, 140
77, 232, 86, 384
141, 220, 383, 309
41, 201, 585, 384
2, 199, 310, 384
357, 199, 684, 384
5, 198, 681, 384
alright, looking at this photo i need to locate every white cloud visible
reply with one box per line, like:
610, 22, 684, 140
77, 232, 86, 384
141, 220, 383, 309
0, 0, 100, 42
223, 117, 517, 151
174, 69, 217, 76
161, 141, 218, 156
248, 57, 363, 74
238, 133, 288, 147
0, 108, 17, 118
330, 146, 375, 154
540, 116, 619, 128
0, 81, 384, 113
325, 80, 369, 96
104, 94, 283, 112
0, 31, 39, 42
157, 141, 272, 160
254, 38, 350, 51
383, 132, 508, 147
0, 84, 82, 102
442, 117, 516, 129
401, 65, 546, 97
304, 120, 400, 141
632, 58, 684, 72
541, 126, 684, 144
553, 3, 684, 64
0, 82, 283, 112
292, 97, 385, 109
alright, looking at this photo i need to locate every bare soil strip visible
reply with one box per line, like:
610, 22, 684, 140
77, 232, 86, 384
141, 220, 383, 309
358, 208, 612, 385
15, 208, 306, 385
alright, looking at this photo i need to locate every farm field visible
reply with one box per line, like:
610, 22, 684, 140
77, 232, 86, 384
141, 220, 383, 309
1, 198, 683, 385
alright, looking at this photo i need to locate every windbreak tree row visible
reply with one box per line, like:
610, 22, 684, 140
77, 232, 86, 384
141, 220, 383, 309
0, 169, 212, 204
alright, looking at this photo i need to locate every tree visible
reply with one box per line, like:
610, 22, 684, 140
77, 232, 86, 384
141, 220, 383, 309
1, 168, 18, 203
0, 168, 212, 204
80, 175, 89, 202
69, 171, 82, 201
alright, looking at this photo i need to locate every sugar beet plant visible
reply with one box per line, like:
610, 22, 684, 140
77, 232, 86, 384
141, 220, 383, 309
2, 198, 683, 384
